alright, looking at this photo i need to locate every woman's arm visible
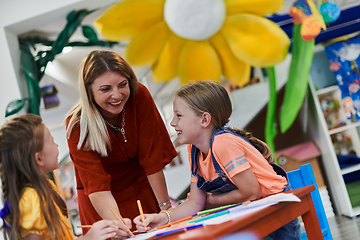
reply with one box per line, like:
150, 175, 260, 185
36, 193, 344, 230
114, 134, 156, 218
206, 168, 261, 207
147, 170, 172, 210
88, 191, 128, 221
88, 191, 132, 237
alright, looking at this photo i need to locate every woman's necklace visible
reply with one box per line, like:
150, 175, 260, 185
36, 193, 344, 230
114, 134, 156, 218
107, 106, 127, 142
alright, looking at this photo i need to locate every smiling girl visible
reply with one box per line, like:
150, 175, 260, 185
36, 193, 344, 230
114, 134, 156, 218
134, 81, 301, 240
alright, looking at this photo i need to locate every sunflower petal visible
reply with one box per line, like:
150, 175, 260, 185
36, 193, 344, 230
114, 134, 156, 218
124, 21, 170, 66
178, 41, 221, 85
225, 0, 283, 16
94, 0, 165, 41
221, 14, 290, 67
152, 33, 186, 82
210, 33, 251, 87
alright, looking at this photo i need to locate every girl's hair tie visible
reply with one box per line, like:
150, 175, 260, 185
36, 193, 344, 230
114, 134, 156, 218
0, 201, 11, 229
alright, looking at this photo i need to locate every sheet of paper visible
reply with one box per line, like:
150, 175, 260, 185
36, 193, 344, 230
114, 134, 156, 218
200, 193, 301, 225
125, 193, 301, 239
230, 192, 301, 212
124, 230, 158, 240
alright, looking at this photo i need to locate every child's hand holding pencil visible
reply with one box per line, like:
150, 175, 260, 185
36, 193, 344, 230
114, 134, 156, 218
110, 208, 135, 238
76, 219, 131, 240
133, 213, 169, 232
133, 208, 171, 233
133, 199, 169, 232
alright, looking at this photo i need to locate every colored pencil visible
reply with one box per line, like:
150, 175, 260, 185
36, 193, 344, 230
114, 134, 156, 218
196, 203, 238, 216
189, 210, 230, 224
77, 225, 92, 228
110, 208, 135, 238
137, 200, 148, 231
156, 215, 193, 230
196, 200, 250, 216
155, 224, 203, 237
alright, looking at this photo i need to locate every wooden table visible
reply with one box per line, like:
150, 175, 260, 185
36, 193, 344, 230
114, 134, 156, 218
151, 185, 323, 240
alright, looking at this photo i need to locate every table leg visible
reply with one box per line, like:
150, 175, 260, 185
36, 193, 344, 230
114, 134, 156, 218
302, 193, 324, 240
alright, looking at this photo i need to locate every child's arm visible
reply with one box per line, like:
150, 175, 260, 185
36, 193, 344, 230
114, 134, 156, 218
147, 170, 172, 210
24, 220, 128, 240
206, 168, 261, 207
134, 182, 206, 232
77, 220, 130, 240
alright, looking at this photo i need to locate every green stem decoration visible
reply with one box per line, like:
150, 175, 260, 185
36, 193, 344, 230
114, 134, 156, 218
279, 24, 315, 133
265, 66, 278, 165
5, 9, 119, 117
19, 42, 41, 115
265, 24, 315, 163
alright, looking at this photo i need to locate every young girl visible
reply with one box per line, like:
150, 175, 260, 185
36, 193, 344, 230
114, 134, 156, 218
0, 114, 131, 240
134, 81, 301, 239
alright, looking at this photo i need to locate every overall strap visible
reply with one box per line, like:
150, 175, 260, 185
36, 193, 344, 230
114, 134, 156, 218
190, 129, 226, 176
210, 128, 252, 174
191, 128, 253, 176
209, 128, 228, 174
191, 145, 201, 176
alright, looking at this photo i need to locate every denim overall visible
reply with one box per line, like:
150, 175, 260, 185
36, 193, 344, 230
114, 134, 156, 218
191, 128, 300, 240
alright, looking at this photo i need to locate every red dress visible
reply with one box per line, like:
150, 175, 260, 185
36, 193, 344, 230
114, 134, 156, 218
67, 83, 177, 232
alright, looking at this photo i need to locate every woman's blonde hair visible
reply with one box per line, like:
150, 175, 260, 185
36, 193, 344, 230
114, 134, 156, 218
66, 50, 138, 156
176, 81, 275, 164
0, 114, 68, 239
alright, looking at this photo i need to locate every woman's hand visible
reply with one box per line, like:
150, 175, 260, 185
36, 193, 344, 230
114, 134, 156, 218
81, 219, 131, 240
112, 218, 132, 239
133, 213, 168, 232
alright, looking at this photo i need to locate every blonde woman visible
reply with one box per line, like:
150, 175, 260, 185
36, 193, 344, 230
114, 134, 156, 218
66, 50, 177, 234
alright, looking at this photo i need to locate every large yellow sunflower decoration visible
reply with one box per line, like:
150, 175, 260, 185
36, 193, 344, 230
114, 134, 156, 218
94, 0, 290, 86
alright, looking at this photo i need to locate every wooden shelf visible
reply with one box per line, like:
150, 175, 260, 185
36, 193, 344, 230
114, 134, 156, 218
316, 85, 339, 96
351, 205, 360, 216
328, 121, 360, 135
307, 48, 360, 217
341, 163, 360, 175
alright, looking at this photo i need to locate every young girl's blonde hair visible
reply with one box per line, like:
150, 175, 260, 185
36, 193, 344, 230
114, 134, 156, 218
0, 114, 68, 239
66, 50, 139, 156
176, 81, 275, 164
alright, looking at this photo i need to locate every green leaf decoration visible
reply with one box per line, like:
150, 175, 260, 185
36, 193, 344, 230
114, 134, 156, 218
40, 9, 94, 70
7, 8, 118, 118
279, 24, 315, 133
66, 10, 76, 22
82, 25, 99, 42
264, 67, 278, 165
5, 99, 28, 117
